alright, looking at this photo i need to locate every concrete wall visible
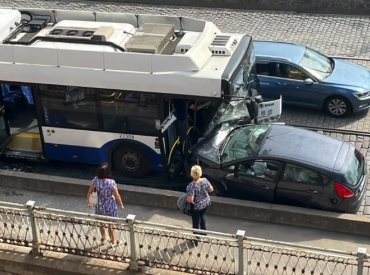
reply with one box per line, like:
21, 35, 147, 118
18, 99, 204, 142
78, 0, 370, 15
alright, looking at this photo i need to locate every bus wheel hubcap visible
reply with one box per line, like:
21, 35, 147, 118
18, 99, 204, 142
122, 152, 141, 172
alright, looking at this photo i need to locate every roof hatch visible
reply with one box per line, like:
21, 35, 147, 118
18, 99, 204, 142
126, 23, 175, 54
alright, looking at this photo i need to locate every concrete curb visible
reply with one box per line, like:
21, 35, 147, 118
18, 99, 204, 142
1, 170, 370, 236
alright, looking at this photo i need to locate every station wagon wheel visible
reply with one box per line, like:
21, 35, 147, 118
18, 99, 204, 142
325, 96, 352, 118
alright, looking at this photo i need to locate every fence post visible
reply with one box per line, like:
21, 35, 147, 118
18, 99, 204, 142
26, 200, 40, 255
127, 214, 138, 271
357, 247, 367, 275
236, 230, 245, 275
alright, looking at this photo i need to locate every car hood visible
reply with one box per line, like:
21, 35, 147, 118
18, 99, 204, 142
189, 123, 237, 168
323, 59, 370, 89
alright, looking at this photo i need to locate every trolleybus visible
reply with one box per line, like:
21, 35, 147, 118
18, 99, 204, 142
0, 8, 281, 183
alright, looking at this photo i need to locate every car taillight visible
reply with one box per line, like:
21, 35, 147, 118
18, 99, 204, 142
335, 182, 354, 199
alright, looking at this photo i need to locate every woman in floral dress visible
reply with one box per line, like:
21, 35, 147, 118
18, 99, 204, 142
87, 164, 124, 245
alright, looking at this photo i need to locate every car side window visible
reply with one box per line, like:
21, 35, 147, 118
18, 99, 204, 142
282, 164, 321, 185
256, 62, 275, 77
276, 63, 309, 81
237, 160, 281, 181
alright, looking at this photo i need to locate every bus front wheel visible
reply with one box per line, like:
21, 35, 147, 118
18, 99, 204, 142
112, 145, 151, 178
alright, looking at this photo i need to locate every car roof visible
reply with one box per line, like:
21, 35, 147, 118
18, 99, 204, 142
254, 41, 307, 64
258, 125, 345, 170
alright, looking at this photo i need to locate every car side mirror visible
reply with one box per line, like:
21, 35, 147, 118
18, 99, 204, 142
304, 78, 314, 85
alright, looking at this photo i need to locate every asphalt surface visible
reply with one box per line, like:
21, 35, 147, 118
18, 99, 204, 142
0, 185, 369, 253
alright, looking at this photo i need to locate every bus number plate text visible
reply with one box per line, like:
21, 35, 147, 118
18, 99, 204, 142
119, 134, 134, 139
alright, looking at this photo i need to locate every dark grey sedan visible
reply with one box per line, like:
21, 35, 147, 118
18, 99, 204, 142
190, 124, 367, 213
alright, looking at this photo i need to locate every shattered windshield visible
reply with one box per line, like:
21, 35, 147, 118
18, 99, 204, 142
221, 125, 270, 163
204, 46, 259, 136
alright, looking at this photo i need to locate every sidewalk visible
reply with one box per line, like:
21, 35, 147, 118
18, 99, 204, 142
0, 185, 369, 253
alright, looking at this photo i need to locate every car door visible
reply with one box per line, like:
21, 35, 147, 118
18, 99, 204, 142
255, 61, 282, 101
224, 159, 282, 203
273, 62, 322, 108
275, 163, 324, 209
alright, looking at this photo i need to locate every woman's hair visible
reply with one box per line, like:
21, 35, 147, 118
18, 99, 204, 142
97, 163, 112, 179
191, 165, 202, 180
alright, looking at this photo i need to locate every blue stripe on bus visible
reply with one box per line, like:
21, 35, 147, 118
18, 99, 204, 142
45, 141, 163, 171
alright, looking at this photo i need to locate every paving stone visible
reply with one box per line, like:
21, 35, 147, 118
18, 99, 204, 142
364, 206, 370, 215
342, 135, 350, 142
365, 196, 370, 206
358, 205, 364, 214
362, 141, 369, 148
350, 135, 357, 142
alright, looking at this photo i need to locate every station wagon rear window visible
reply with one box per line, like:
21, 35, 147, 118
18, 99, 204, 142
344, 150, 364, 186
221, 125, 270, 163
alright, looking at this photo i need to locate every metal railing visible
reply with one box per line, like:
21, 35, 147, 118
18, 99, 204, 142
0, 200, 368, 275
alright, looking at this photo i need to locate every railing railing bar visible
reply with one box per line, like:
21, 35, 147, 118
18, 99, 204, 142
245, 237, 358, 257
34, 208, 128, 222
0, 201, 26, 207
134, 220, 236, 238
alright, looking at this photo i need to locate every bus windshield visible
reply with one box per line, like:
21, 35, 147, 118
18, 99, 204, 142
204, 45, 259, 136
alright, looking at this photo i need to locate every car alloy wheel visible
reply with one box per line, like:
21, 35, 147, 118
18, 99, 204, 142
328, 98, 347, 116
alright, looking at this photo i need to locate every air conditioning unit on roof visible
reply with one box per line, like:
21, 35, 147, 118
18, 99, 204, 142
208, 35, 238, 56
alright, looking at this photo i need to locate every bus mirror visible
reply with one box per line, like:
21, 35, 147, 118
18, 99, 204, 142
246, 99, 259, 120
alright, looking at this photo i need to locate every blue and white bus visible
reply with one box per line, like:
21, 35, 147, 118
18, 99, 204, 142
0, 8, 281, 181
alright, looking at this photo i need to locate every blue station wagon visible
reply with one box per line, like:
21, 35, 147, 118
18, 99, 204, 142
253, 41, 370, 118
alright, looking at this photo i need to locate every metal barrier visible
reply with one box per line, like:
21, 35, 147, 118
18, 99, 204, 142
0, 200, 368, 275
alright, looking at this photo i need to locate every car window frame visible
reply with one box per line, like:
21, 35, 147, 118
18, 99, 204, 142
233, 159, 283, 182
255, 59, 319, 83
279, 162, 325, 187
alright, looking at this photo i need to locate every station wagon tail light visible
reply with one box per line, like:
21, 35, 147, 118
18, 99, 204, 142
334, 182, 354, 199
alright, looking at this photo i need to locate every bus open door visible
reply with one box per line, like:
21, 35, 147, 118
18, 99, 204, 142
0, 97, 12, 153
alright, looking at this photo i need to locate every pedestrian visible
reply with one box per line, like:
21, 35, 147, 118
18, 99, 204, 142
87, 163, 124, 246
186, 165, 213, 245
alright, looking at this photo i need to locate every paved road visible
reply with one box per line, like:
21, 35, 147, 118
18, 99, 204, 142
0, 185, 369, 254
1, 0, 370, 132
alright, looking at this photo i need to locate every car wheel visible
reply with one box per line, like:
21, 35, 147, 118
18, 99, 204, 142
112, 145, 151, 178
325, 96, 352, 118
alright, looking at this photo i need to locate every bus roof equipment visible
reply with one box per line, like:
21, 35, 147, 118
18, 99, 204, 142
0, 8, 246, 98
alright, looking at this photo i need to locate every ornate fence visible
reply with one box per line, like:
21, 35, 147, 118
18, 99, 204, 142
0, 200, 368, 275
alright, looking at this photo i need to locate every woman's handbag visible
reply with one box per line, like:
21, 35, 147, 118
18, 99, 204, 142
89, 188, 98, 205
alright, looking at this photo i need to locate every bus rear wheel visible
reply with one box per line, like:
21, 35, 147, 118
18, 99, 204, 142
112, 145, 151, 178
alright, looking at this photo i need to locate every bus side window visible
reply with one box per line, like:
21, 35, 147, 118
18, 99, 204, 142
38, 85, 99, 129
98, 90, 160, 136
